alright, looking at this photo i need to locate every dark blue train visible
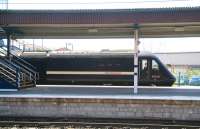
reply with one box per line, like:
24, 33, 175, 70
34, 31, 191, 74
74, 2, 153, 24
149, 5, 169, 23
21, 52, 175, 86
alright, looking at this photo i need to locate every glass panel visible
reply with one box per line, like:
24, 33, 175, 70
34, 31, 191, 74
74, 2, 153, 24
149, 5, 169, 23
140, 59, 149, 80
152, 60, 159, 70
152, 59, 160, 80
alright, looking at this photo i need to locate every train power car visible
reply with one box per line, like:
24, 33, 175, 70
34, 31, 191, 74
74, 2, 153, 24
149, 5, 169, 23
21, 52, 176, 86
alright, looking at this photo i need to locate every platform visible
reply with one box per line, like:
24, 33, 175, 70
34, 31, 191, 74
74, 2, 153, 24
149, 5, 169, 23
0, 85, 200, 100
0, 85, 200, 121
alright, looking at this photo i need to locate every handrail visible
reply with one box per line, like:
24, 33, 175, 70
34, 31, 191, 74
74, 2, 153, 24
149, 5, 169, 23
13, 55, 37, 71
0, 67, 16, 80
0, 48, 6, 55
0, 58, 19, 71
0, 66, 16, 78
12, 58, 36, 75
0, 69, 16, 82
0, 46, 37, 88
0, 47, 38, 79
0, 55, 34, 76
0, 59, 33, 88
0, 47, 37, 70
0, 57, 21, 72
0, 60, 17, 74
2, 58, 35, 81
0, 61, 19, 87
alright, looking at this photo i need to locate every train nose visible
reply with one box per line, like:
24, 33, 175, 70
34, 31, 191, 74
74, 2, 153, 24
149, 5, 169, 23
170, 75, 176, 85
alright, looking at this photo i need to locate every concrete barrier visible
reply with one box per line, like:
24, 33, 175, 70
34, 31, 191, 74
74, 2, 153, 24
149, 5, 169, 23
0, 97, 200, 120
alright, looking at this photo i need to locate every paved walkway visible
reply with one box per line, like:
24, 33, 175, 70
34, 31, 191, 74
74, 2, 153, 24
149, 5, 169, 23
0, 85, 200, 100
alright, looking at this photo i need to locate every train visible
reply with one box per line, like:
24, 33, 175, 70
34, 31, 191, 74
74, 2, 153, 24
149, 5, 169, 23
20, 52, 176, 86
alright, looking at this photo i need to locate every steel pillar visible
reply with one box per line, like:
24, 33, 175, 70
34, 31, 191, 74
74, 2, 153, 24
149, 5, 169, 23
134, 29, 139, 94
7, 34, 11, 58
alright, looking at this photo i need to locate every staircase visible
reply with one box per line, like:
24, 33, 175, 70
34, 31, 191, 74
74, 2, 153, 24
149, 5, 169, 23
0, 47, 38, 90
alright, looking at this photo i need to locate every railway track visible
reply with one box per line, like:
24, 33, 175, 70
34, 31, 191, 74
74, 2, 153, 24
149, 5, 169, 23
0, 118, 200, 129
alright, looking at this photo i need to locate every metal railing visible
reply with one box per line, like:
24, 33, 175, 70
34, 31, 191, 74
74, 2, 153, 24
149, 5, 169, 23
0, 47, 38, 88
0, 60, 20, 88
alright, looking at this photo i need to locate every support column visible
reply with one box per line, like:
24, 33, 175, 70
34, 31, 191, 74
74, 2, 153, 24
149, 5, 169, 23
7, 34, 11, 58
134, 29, 139, 94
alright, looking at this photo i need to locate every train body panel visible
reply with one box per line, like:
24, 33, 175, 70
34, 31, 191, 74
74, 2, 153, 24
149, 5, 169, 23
21, 53, 175, 86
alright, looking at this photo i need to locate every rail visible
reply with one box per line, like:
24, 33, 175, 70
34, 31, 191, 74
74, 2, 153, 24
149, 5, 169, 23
0, 117, 200, 128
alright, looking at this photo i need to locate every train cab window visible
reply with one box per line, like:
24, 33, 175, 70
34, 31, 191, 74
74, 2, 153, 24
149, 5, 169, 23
142, 60, 148, 71
151, 60, 160, 79
152, 60, 159, 71
140, 59, 149, 80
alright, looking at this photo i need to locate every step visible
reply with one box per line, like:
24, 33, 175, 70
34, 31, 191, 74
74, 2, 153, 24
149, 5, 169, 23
20, 83, 35, 88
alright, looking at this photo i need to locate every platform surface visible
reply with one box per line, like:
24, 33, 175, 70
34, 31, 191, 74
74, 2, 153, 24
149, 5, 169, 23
0, 85, 200, 100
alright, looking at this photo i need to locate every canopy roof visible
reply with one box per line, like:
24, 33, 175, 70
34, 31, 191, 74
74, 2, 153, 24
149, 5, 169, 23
1, 7, 200, 38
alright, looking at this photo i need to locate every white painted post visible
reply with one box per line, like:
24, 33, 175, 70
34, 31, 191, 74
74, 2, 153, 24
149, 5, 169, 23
134, 29, 139, 94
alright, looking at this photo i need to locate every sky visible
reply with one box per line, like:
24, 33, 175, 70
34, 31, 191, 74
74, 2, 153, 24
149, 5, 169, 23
12, 38, 200, 53
1, 0, 200, 53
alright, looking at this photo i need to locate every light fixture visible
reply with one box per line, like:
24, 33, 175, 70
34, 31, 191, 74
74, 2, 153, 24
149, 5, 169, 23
174, 27, 184, 32
88, 29, 98, 33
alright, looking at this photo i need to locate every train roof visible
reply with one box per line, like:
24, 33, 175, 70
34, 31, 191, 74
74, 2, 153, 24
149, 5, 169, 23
19, 51, 156, 58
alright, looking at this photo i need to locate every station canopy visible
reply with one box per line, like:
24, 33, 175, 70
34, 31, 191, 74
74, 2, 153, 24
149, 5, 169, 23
1, 7, 200, 39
